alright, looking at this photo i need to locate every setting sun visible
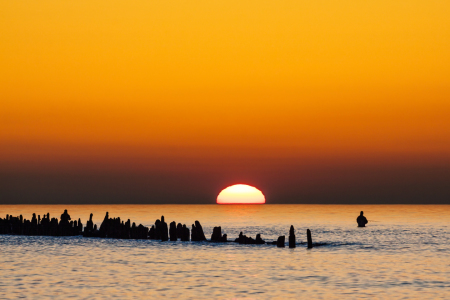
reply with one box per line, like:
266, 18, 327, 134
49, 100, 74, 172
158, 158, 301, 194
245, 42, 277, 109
217, 184, 266, 204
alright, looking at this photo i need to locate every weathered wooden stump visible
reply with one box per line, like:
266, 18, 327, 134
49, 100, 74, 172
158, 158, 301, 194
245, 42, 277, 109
191, 221, 206, 241
211, 226, 222, 241
289, 225, 296, 248
277, 236, 285, 247
307, 229, 313, 249
176, 223, 183, 239
169, 221, 177, 241
182, 224, 190, 241
255, 234, 265, 244
160, 216, 169, 242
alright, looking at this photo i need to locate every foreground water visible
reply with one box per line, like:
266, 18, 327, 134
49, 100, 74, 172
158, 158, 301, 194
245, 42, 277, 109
1, 205, 449, 299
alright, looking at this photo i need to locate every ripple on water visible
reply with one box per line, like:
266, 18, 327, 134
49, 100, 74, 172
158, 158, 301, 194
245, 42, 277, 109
1, 205, 450, 299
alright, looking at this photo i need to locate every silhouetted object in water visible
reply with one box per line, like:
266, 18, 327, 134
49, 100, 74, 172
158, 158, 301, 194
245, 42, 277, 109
176, 223, 183, 239
307, 229, 313, 249
235, 232, 265, 244
169, 221, 177, 241
30, 213, 38, 235
83, 213, 102, 237
0, 210, 82, 237
2, 211, 312, 249
160, 216, 169, 241
134, 223, 149, 240
131, 222, 136, 238
255, 234, 264, 244
85, 213, 94, 232
236, 231, 245, 244
211, 226, 222, 242
191, 221, 206, 241
222, 233, 228, 242
94, 212, 149, 239
154, 219, 162, 239
210, 226, 227, 242
181, 224, 190, 241
357, 211, 368, 227
99, 212, 109, 237
289, 225, 296, 248
59, 210, 74, 236
77, 218, 83, 234
31, 213, 37, 225
149, 225, 156, 239
61, 210, 71, 223
59, 210, 72, 235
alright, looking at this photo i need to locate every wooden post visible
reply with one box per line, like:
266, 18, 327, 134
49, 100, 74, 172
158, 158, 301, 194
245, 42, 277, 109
307, 229, 313, 249
289, 225, 296, 248
277, 235, 285, 247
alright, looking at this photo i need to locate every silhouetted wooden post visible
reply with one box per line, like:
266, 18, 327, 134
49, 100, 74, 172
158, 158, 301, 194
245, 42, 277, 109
211, 226, 222, 241
169, 221, 177, 241
161, 216, 169, 241
289, 225, 296, 248
77, 218, 83, 234
182, 224, 189, 241
195, 221, 206, 241
307, 229, 313, 249
277, 236, 285, 247
237, 232, 244, 244
255, 234, 264, 244
176, 223, 183, 238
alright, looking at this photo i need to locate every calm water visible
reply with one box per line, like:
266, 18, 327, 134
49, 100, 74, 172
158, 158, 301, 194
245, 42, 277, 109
1, 205, 449, 299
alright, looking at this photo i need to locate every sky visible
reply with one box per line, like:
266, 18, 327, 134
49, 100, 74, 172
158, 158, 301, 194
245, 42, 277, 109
1, 0, 449, 204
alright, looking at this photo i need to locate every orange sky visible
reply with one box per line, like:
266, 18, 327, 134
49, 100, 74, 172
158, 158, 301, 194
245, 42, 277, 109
1, 1, 449, 203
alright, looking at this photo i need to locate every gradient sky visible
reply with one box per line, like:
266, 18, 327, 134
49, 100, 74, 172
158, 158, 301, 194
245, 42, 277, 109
1, 1, 449, 204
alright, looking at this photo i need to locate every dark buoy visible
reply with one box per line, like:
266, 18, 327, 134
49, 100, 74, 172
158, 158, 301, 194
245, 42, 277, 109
307, 229, 313, 249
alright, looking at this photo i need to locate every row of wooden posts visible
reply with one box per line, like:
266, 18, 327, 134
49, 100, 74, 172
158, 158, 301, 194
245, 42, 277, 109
280, 225, 313, 249
0, 209, 314, 248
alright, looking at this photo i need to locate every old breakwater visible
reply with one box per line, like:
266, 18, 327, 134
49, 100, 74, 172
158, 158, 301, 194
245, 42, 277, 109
0, 209, 315, 248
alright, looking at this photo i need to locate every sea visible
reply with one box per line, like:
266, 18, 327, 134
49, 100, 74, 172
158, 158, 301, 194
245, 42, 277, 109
1, 204, 449, 299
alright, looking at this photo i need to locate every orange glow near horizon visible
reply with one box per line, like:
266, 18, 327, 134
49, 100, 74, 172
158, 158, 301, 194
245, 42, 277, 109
1, 0, 450, 205
217, 184, 266, 204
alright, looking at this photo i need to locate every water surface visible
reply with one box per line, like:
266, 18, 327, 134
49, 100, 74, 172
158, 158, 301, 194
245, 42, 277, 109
1, 205, 449, 299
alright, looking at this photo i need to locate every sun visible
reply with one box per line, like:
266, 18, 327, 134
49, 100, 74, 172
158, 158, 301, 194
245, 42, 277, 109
217, 184, 266, 204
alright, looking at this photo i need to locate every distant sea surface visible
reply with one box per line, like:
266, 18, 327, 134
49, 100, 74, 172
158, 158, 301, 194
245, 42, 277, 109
1, 204, 449, 299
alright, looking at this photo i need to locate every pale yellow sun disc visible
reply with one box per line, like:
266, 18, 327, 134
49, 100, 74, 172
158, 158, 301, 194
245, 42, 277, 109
217, 184, 266, 204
